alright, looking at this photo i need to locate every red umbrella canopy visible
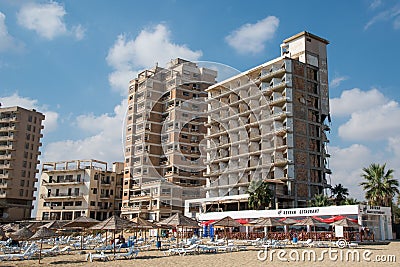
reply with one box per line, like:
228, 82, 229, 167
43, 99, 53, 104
235, 219, 249, 225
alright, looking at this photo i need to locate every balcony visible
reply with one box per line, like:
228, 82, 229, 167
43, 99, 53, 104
42, 179, 84, 186
40, 193, 84, 199
100, 180, 112, 186
100, 194, 112, 199
0, 173, 9, 179
0, 154, 12, 160
0, 182, 9, 188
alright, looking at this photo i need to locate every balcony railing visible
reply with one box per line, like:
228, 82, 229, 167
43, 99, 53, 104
40, 193, 84, 199
42, 179, 84, 185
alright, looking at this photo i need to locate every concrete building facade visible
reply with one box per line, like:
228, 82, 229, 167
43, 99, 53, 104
0, 106, 44, 221
188, 32, 331, 214
37, 159, 123, 221
121, 59, 217, 221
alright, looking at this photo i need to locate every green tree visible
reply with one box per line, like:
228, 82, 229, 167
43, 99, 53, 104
330, 183, 349, 205
342, 198, 359, 205
309, 194, 331, 207
247, 179, 273, 210
359, 163, 399, 206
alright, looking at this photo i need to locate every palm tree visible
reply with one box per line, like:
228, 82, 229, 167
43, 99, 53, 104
309, 194, 331, 207
342, 198, 359, 205
247, 179, 273, 210
359, 163, 399, 206
330, 184, 349, 205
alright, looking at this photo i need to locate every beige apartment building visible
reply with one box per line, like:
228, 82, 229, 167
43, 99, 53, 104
0, 106, 44, 221
37, 159, 123, 221
121, 59, 217, 221
186, 32, 331, 215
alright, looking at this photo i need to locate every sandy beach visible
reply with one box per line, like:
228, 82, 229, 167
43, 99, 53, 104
0, 242, 399, 267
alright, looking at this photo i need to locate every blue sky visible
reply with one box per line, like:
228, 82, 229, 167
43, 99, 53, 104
1, 0, 400, 201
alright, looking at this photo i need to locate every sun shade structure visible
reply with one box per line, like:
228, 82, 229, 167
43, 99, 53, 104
279, 217, 298, 225
330, 217, 360, 228
10, 226, 34, 241
40, 220, 67, 230
90, 215, 137, 255
30, 227, 57, 264
90, 215, 136, 231
157, 213, 199, 228
211, 216, 242, 244
63, 216, 100, 250
250, 217, 285, 227
157, 213, 199, 244
212, 216, 242, 228
1, 223, 19, 232
63, 216, 100, 228
294, 217, 325, 226
130, 217, 158, 229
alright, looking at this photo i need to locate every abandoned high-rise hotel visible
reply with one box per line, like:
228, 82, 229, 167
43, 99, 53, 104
123, 31, 331, 220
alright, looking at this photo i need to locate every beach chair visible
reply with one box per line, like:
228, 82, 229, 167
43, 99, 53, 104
42, 245, 60, 256
298, 239, 314, 247
1, 242, 37, 261
86, 252, 110, 262
58, 246, 71, 254
177, 244, 198, 256
114, 247, 139, 260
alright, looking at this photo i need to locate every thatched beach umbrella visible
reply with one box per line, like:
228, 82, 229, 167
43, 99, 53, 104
63, 216, 100, 249
250, 217, 285, 240
330, 217, 360, 228
2, 223, 19, 233
10, 226, 34, 241
330, 217, 361, 240
130, 217, 158, 242
40, 220, 66, 230
30, 227, 57, 264
158, 213, 199, 244
90, 215, 137, 255
212, 216, 242, 244
294, 217, 325, 240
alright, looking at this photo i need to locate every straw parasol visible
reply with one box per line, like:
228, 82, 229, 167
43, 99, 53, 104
63, 216, 100, 249
1, 223, 19, 233
10, 226, 34, 241
158, 213, 199, 244
294, 216, 325, 239
90, 215, 137, 255
211, 216, 242, 244
330, 217, 360, 228
250, 217, 285, 240
40, 220, 66, 230
30, 227, 57, 264
130, 217, 158, 242
279, 217, 298, 225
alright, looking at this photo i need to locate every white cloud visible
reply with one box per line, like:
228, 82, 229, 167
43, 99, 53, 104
0, 93, 59, 133
17, 1, 85, 40
369, 0, 382, 10
72, 24, 85, 40
329, 144, 375, 200
329, 76, 348, 88
42, 100, 126, 164
338, 100, 400, 141
364, 4, 400, 30
225, 16, 279, 54
0, 12, 23, 52
330, 88, 387, 117
106, 24, 202, 94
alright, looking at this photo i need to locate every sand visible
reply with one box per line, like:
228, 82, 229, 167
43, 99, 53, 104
0, 242, 399, 267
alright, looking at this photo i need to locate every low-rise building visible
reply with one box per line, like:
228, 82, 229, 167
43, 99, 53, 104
37, 159, 123, 221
